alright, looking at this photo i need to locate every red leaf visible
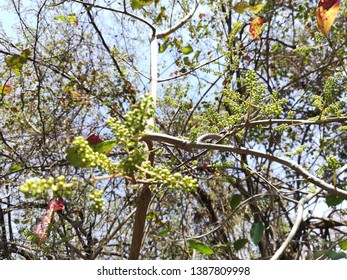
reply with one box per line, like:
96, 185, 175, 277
249, 17, 263, 40
33, 215, 50, 242
316, 0, 340, 36
53, 197, 65, 211
86, 134, 103, 146
199, 13, 206, 19
33, 198, 64, 244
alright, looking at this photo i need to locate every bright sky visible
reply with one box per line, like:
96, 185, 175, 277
0, 5, 17, 39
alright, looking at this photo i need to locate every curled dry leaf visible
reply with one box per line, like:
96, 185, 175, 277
249, 17, 263, 40
316, 0, 340, 36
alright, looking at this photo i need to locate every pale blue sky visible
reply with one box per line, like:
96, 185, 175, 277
0, 5, 17, 39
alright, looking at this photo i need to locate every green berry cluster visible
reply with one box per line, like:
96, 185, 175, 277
107, 94, 154, 140
140, 161, 198, 192
88, 189, 105, 212
327, 155, 341, 171
243, 70, 267, 105
71, 136, 117, 172
295, 45, 314, 56
106, 94, 154, 175
311, 76, 344, 118
120, 147, 148, 175
261, 90, 286, 117
20, 175, 75, 198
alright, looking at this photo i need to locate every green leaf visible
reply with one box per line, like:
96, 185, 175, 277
230, 194, 242, 210
326, 194, 344, 206
188, 240, 214, 255
313, 250, 346, 260
9, 164, 21, 172
174, 37, 182, 47
313, 250, 325, 259
159, 43, 168, 53
156, 228, 170, 237
338, 239, 347, 250
250, 221, 264, 244
327, 251, 346, 260
131, 0, 153, 10
13, 69, 21, 76
146, 210, 158, 220
93, 140, 117, 155
192, 50, 201, 61
183, 57, 192, 66
248, 3, 266, 14
66, 146, 90, 168
234, 238, 248, 250
181, 45, 194, 55
213, 243, 231, 250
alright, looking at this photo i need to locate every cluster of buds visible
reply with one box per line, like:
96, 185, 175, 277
20, 176, 75, 198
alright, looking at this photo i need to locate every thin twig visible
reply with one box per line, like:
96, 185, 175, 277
70, 0, 156, 34
158, 56, 223, 83
270, 163, 347, 260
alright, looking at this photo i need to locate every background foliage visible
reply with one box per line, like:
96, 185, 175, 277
0, 0, 346, 260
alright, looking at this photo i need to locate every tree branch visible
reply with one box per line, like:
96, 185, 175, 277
157, 1, 199, 39
228, 116, 347, 132
129, 141, 155, 260
148, 33, 158, 128
142, 132, 347, 199
83, 3, 124, 77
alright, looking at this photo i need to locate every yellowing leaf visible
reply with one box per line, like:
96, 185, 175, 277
233, 2, 265, 14
316, 0, 340, 36
131, 0, 153, 10
1, 83, 13, 95
249, 17, 263, 40
54, 14, 78, 26
68, 15, 78, 26
233, 1, 250, 14
5, 49, 30, 75
248, 3, 266, 14
181, 45, 194, 55
338, 239, 347, 250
